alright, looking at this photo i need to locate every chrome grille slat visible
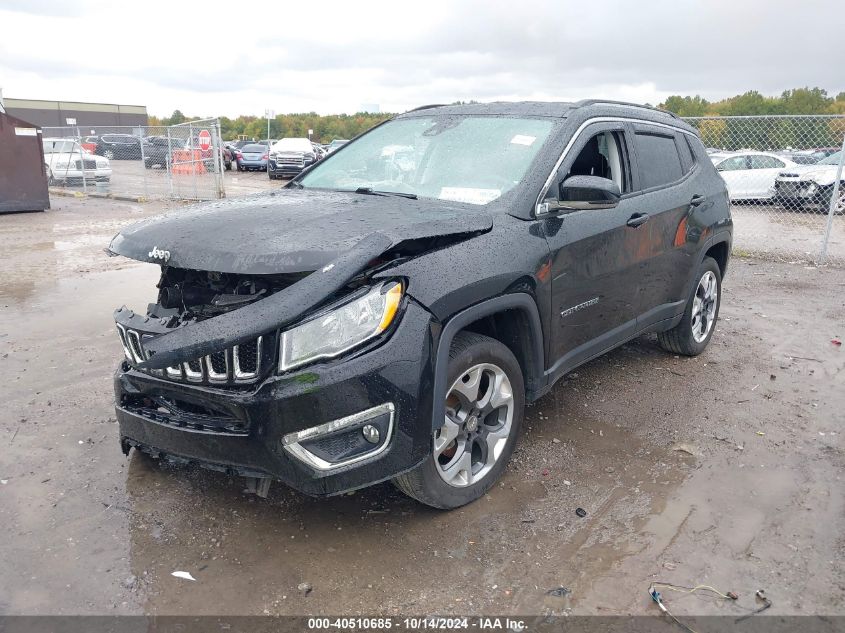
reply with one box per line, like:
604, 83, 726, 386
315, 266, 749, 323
117, 325, 263, 386
116, 325, 133, 361
184, 359, 203, 382
205, 349, 229, 382
126, 329, 145, 364
233, 336, 262, 381
141, 334, 164, 377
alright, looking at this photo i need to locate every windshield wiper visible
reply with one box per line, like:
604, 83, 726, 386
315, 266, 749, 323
354, 187, 417, 200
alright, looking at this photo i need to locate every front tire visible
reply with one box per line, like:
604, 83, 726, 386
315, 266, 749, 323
393, 332, 524, 509
658, 256, 721, 356
821, 184, 845, 215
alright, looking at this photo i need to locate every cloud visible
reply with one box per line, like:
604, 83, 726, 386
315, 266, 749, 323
1, 0, 843, 116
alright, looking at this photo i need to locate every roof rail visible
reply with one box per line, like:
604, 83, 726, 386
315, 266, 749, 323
573, 99, 679, 119
405, 104, 447, 113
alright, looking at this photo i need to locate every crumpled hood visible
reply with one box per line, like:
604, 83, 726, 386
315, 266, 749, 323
108, 189, 492, 274
779, 164, 841, 185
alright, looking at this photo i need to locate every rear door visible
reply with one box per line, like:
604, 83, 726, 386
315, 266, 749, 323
628, 124, 700, 327
541, 121, 647, 373
748, 154, 786, 199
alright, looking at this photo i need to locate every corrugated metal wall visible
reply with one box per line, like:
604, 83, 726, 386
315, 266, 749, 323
3, 99, 148, 129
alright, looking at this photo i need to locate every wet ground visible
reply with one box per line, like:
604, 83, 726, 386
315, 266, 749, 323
1, 197, 843, 617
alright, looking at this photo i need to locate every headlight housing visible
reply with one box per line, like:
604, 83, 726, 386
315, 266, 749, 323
96, 160, 108, 168
54, 162, 71, 170
279, 282, 403, 372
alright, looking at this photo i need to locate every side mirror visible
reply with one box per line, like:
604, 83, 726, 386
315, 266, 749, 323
539, 175, 621, 214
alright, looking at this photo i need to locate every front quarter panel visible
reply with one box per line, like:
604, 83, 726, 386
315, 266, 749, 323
375, 213, 551, 330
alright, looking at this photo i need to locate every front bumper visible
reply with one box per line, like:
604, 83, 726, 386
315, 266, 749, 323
237, 160, 268, 169
53, 168, 112, 181
268, 159, 311, 176
774, 179, 822, 204
114, 299, 437, 496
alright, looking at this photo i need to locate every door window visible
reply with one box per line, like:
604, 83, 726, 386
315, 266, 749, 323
715, 155, 748, 172
551, 130, 630, 201
676, 134, 695, 172
749, 155, 785, 169
634, 132, 684, 189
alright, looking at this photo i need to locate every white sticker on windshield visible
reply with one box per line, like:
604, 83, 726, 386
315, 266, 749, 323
439, 187, 501, 205
510, 135, 536, 146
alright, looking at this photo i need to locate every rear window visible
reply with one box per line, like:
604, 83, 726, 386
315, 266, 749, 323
242, 144, 265, 152
676, 134, 694, 172
635, 133, 684, 189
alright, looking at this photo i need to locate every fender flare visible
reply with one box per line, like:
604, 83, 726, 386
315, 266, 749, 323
684, 230, 732, 300
430, 293, 545, 431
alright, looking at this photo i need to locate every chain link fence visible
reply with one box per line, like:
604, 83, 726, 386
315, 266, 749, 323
683, 115, 845, 265
42, 118, 232, 200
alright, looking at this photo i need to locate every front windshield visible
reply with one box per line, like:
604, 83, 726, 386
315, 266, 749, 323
818, 151, 842, 166
299, 115, 554, 205
43, 140, 79, 154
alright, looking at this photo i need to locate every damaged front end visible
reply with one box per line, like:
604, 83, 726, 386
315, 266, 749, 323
108, 194, 492, 496
115, 267, 307, 387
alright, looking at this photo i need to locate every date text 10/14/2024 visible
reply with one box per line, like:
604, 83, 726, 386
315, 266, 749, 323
307, 617, 528, 631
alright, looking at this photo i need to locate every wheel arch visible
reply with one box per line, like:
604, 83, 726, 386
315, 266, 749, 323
431, 293, 544, 432
704, 238, 730, 280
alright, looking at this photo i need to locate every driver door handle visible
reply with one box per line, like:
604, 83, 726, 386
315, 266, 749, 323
626, 212, 650, 228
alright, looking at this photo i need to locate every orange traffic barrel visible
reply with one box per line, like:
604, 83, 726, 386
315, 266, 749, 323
171, 149, 206, 175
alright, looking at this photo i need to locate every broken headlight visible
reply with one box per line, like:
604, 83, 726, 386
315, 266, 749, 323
279, 282, 403, 372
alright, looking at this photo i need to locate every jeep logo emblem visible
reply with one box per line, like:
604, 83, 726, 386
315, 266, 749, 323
148, 246, 171, 262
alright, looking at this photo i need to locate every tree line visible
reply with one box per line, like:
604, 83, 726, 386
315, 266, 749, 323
147, 87, 845, 145
660, 88, 845, 151
149, 110, 391, 144
659, 87, 845, 117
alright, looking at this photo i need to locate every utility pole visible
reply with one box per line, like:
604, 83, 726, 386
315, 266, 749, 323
265, 108, 275, 142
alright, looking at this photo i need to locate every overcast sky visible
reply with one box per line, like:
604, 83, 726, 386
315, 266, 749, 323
1, 0, 843, 117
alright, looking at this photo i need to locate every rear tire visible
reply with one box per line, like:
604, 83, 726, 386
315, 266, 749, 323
658, 256, 721, 356
393, 332, 524, 509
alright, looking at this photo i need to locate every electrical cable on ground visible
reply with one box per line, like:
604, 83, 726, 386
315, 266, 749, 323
648, 582, 772, 633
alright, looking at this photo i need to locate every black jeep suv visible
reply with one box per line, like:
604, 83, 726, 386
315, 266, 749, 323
108, 101, 732, 509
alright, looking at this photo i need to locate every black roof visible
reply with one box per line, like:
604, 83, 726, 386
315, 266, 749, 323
401, 101, 577, 118
399, 99, 694, 133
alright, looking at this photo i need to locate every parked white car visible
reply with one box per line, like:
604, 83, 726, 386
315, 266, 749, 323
43, 138, 111, 184
774, 150, 844, 211
712, 151, 797, 201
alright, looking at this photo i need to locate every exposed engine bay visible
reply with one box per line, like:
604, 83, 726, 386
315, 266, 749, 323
148, 268, 311, 324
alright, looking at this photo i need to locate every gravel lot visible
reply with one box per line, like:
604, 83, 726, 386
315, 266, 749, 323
0, 196, 843, 617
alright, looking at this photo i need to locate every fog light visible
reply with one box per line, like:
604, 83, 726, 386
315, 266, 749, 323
281, 403, 394, 470
362, 424, 380, 444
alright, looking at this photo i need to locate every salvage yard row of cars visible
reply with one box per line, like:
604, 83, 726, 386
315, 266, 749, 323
708, 146, 844, 211
43, 132, 348, 179
222, 137, 349, 179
